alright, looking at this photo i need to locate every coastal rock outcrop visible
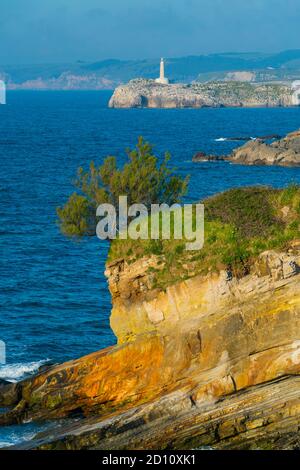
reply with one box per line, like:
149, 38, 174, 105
192, 129, 300, 166
230, 129, 300, 166
1, 246, 300, 449
192, 152, 226, 162
109, 79, 294, 109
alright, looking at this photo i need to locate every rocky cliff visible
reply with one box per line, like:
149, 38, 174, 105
2, 187, 300, 450
109, 79, 294, 109
1, 247, 300, 450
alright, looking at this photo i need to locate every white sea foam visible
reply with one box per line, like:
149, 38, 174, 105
0, 359, 49, 382
215, 137, 227, 142
0, 431, 37, 448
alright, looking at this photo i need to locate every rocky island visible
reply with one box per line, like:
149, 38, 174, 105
1, 186, 300, 450
193, 128, 300, 166
109, 79, 296, 109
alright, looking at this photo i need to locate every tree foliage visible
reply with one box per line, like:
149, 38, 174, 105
57, 137, 189, 236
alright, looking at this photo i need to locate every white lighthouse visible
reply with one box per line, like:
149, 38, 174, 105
155, 58, 169, 85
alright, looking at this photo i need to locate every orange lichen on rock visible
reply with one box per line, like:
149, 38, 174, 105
1, 250, 300, 449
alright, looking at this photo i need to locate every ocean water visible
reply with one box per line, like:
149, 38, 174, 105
1, 90, 300, 445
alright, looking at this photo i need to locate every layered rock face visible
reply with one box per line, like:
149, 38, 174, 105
109, 79, 294, 109
1, 248, 300, 450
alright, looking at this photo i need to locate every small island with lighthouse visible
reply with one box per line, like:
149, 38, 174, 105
109, 58, 300, 109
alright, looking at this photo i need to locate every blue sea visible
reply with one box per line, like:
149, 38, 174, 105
1, 90, 300, 445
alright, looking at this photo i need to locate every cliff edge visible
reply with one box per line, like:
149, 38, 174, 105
1, 187, 300, 450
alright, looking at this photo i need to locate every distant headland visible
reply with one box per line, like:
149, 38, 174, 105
3, 50, 300, 91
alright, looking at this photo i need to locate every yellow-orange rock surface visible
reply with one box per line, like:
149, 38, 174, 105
1, 249, 300, 449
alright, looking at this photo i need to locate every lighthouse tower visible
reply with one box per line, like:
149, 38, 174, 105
155, 58, 169, 85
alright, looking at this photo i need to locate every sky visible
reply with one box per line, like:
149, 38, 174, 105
1, 0, 300, 64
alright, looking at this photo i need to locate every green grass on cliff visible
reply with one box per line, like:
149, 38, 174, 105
108, 185, 300, 289
193, 81, 291, 102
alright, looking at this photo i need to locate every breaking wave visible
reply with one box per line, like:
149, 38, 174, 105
0, 359, 49, 382
215, 136, 257, 142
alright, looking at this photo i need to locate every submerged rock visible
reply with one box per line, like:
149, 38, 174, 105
192, 152, 226, 162
225, 134, 281, 142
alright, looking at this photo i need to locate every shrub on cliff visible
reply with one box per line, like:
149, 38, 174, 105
57, 137, 189, 236
204, 187, 282, 238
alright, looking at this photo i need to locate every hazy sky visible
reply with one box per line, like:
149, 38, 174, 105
1, 0, 300, 64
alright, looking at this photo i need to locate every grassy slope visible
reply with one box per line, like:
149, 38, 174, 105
108, 185, 300, 289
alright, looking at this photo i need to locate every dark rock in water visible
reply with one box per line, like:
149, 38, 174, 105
226, 134, 281, 142
257, 134, 282, 141
192, 151, 207, 161
0, 381, 21, 407
0, 379, 10, 386
192, 151, 227, 162
37, 362, 58, 374
226, 137, 252, 142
